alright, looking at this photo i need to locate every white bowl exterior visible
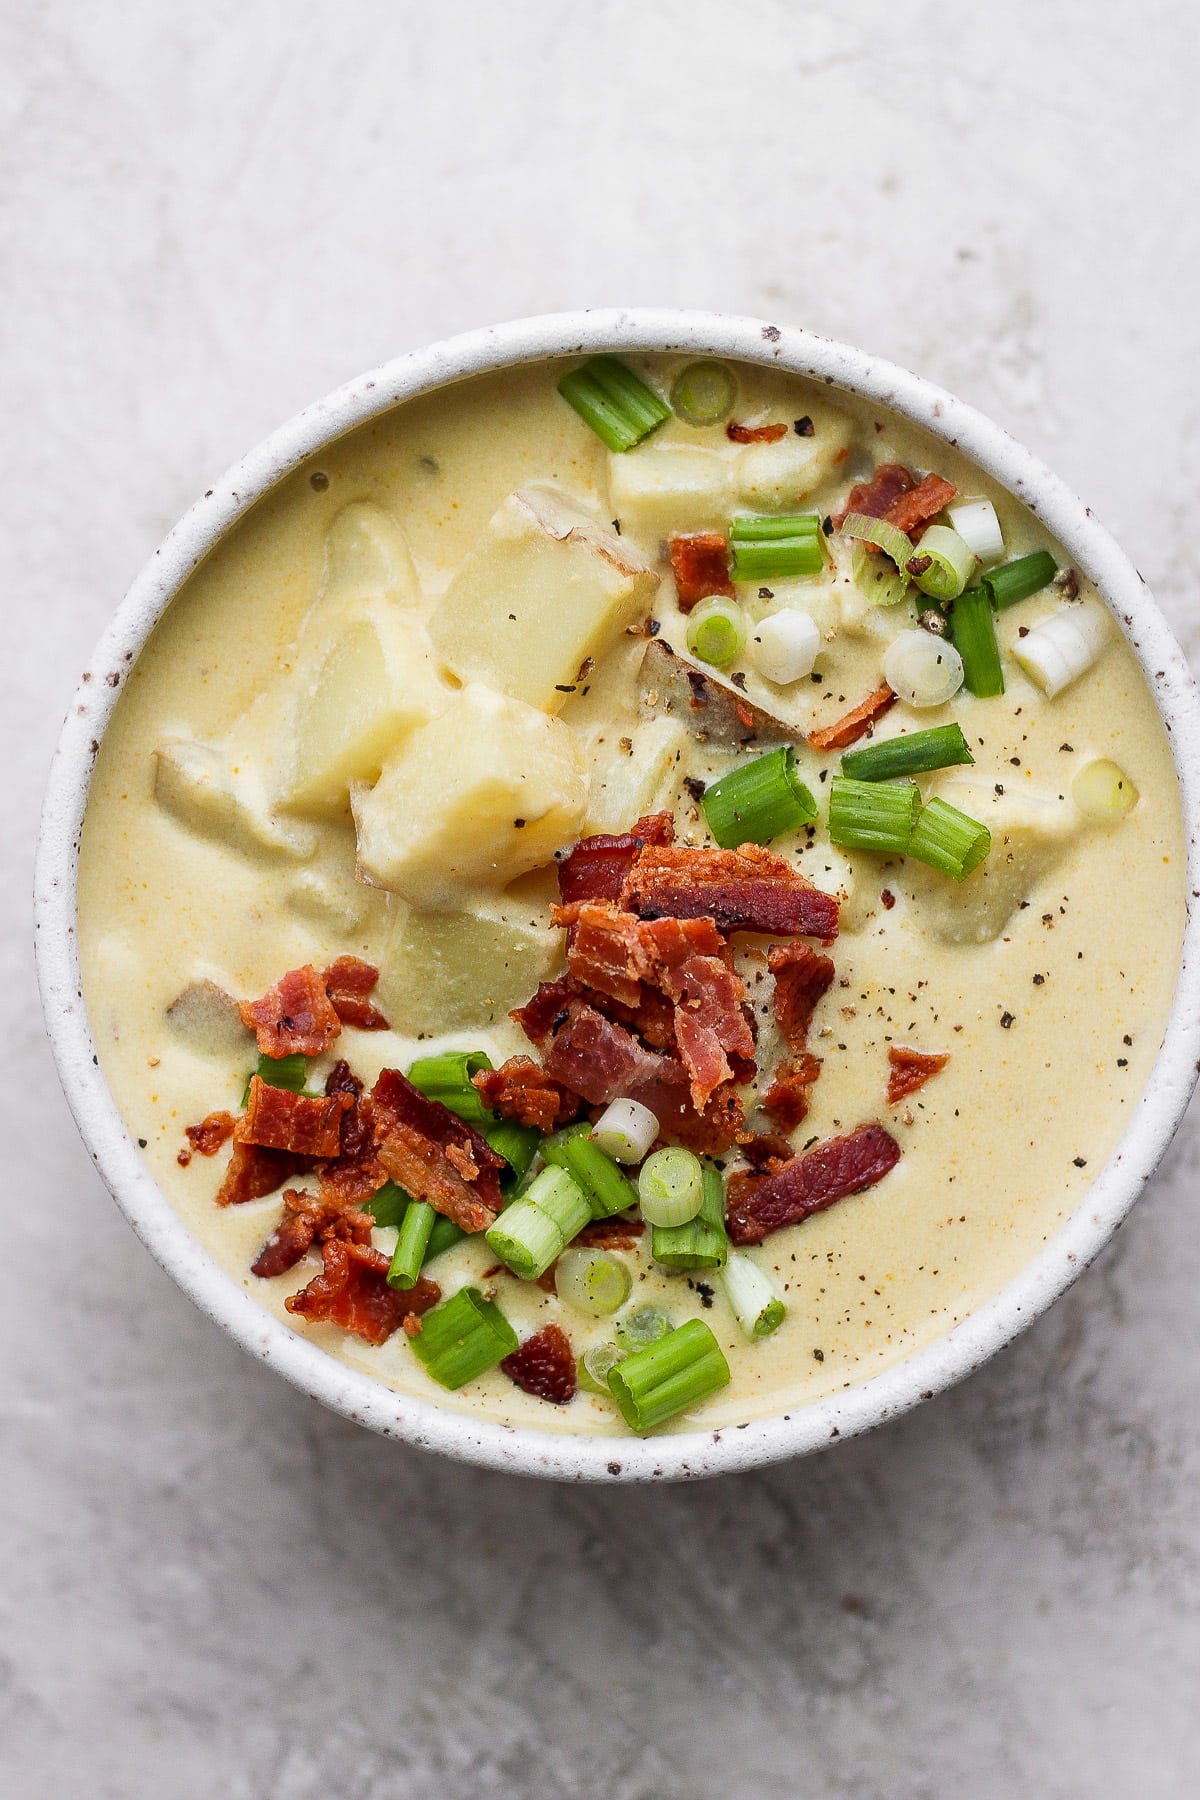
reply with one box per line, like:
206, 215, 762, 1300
34, 310, 1200, 1481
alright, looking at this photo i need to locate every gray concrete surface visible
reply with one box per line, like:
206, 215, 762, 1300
4, 3, 1199, 1794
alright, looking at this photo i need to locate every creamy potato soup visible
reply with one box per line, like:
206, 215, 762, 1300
78, 353, 1184, 1436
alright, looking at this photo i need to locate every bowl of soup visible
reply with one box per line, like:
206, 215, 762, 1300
35, 310, 1200, 1480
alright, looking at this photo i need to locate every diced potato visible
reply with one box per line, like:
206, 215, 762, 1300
734, 410, 855, 510
427, 486, 658, 714
583, 715, 690, 833
903, 780, 1078, 944
165, 979, 251, 1059
379, 900, 563, 1034
321, 500, 421, 609
154, 741, 316, 860
281, 600, 449, 815
608, 443, 735, 540
353, 683, 589, 908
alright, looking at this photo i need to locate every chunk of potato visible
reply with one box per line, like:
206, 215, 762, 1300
734, 410, 854, 510
353, 683, 589, 907
320, 500, 421, 609
428, 487, 659, 712
902, 780, 1078, 944
165, 978, 251, 1059
154, 741, 316, 860
608, 443, 735, 540
379, 901, 563, 1034
281, 600, 448, 815
583, 715, 690, 833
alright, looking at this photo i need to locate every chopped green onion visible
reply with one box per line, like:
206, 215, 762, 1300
851, 542, 909, 608
701, 746, 818, 849
983, 550, 1058, 610
907, 524, 975, 602
424, 1215, 466, 1263
946, 587, 1004, 698
241, 1051, 307, 1107
730, 513, 824, 581
948, 498, 1005, 563
721, 1250, 786, 1339
828, 776, 920, 855
557, 355, 670, 453
638, 1147, 705, 1227
607, 1319, 731, 1433
840, 723, 975, 783
578, 1340, 628, 1396
539, 1121, 597, 1168
590, 1099, 660, 1165
1012, 604, 1109, 698
685, 596, 747, 668
555, 1248, 633, 1317
481, 1118, 541, 1184
409, 1286, 518, 1389
406, 1049, 493, 1124
560, 1134, 640, 1219
907, 797, 991, 880
387, 1200, 436, 1289
883, 628, 965, 707
614, 1305, 672, 1352
670, 359, 737, 427
652, 1162, 728, 1270
485, 1165, 591, 1281
363, 1179, 410, 1230
1072, 758, 1139, 823
839, 511, 915, 573
748, 607, 822, 683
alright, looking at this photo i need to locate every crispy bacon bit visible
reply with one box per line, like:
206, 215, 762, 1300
371, 1068, 504, 1233
561, 903, 650, 1007
501, 1324, 577, 1404
285, 1239, 440, 1345
215, 1141, 312, 1207
184, 1111, 237, 1156
887, 1045, 950, 1105
241, 1077, 353, 1160
239, 964, 342, 1058
324, 1060, 363, 1098
726, 1123, 901, 1245
621, 842, 839, 941
762, 1052, 823, 1130
251, 1188, 374, 1279
768, 943, 835, 1048
472, 1056, 582, 1132
557, 812, 675, 906
669, 532, 735, 611
833, 462, 914, 528
738, 1132, 795, 1171
574, 1216, 645, 1248
322, 955, 389, 1030
884, 472, 956, 538
807, 684, 897, 753
726, 420, 788, 444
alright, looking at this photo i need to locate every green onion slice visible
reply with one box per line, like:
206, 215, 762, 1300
387, 1200, 436, 1289
607, 1319, 731, 1432
485, 1165, 591, 1281
578, 1340, 628, 1396
685, 596, 747, 668
241, 1051, 307, 1107
839, 511, 915, 573
409, 1287, 518, 1390
721, 1250, 786, 1339
638, 1147, 705, 1227
558, 1133, 639, 1219
701, 746, 818, 850
828, 776, 921, 855
652, 1163, 728, 1270
983, 549, 1058, 611
851, 541, 910, 608
907, 524, 975, 602
424, 1215, 466, 1264
1072, 758, 1138, 823
946, 587, 1004, 699
614, 1305, 672, 1352
406, 1049, 493, 1124
555, 1249, 632, 1317
840, 723, 975, 783
730, 513, 824, 581
907, 797, 991, 881
670, 359, 737, 427
362, 1179, 410, 1230
481, 1119, 541, 1184
557, 356, 670, 453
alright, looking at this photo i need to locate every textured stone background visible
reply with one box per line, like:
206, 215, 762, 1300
5, 3, 1200, 1795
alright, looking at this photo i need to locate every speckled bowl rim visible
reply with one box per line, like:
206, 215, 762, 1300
34, 309, 1200, 1482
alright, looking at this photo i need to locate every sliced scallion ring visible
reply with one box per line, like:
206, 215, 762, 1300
670, 360, 737, 427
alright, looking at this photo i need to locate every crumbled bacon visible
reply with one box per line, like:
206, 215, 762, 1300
500, 1324, 577, 1404
238, 963, 342, 1058
323, 955, 389, 1031
726, 420, 788, 444
621, 842, 839, 941
762, 1051, 823, 1130
885, 472, 956, 538
726, 1123, 901, 1245
833, 462, 914, 528
184, 1111, 237, 1156
240, 1077, 353, 1160
324, 1060, 363, 1098
887, 1045, 950, 1105
472, 1056, 582, 1133
669, 532, 735, 611
215, 1141, 312, 1207
807, 684, 897, 753
251, 1188, 373, 1279
557, 813, 675, 906
769, 942, 835, 1048
573, 1216, 645, 1248
372, 1068, 504, 1233
285, 1239, 440, 1345
738, 1131, 795, 1171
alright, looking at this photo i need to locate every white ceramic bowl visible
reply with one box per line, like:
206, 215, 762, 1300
35, 309, 1200, 1482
